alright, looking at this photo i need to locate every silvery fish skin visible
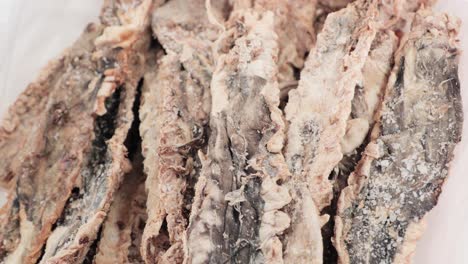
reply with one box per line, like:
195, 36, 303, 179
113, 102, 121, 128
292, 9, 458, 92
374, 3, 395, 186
335, 10, 462, 264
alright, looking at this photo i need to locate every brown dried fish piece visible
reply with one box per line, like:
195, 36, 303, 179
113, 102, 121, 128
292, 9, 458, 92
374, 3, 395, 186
0, 53, 66, 188
335, 10, 462, 264
0, 23, 105, 264
185, 10, 291, 264
34, 1, 154, 263
283, 0, 381, 262
0, 0, 151, 191
94, 152, 146, 264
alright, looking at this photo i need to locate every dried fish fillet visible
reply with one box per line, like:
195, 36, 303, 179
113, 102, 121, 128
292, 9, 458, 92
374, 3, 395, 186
139, 54, 202, 263
0, 56, 67, 188
335, 10, 462, 264
285, 0, 377, 221
322, 29, 398, 263
185, 10, 290, 264
283, 0, 381, 262
324, 1, 438, 262
0, 1, 154, 263
38, 2, 154, 263
0, 24, 105, 264
94, 152, 147, 264
138, 0, 223, 262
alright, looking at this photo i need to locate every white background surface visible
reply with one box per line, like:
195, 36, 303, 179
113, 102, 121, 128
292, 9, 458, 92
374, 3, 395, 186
0, 0, 467, 263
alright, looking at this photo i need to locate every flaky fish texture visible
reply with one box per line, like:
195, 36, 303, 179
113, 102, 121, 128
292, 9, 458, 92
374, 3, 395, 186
323, 29, 398, 263
282, 0, 386, 262
0, 1, 154, 263
0, 23, 104, 264
250, 0, 317, 84
138, 0, 226, 262
184, 9, 292, 264
0, 48, 73, 188
38, 1, 154, 263
334, 9, 462, 264
94, 152, 147, 264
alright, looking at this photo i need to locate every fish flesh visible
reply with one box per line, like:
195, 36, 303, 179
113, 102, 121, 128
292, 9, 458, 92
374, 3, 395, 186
334, 9, 462, 264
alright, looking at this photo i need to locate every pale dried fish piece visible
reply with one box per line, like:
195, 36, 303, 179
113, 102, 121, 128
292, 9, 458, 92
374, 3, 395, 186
232, 0, 316, 85
185, 10, 290, 263
283, 0, 380, 262
285, 0, 377, 219
139, 0, 224, 262
335, 10, 462, 264
150, 0, 226, 122
334, 30, 399, 202
323, 29, 398, 264
139, 54, 205, 263
94, 152, 146, 264
325, 1, 437, 261
252, 0, 317, 84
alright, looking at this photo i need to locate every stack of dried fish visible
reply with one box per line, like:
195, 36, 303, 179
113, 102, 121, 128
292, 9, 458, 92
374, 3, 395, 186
0, 0, 462, 263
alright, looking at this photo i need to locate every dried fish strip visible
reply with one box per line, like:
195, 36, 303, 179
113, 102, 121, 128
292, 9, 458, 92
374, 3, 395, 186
185, 10, 291, 264
139, 55, 199, 263
37, 2, 154, 263
138, 0, 224, 262
283, 0, 381, 262
0, 54, 69, 188
94, 152, 147, 264
335, 10, 462, 264
0, 24, 105, 264
322, 29, 398, 263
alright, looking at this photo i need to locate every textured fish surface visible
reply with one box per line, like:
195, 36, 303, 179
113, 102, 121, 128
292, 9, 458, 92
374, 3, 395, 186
335, 10, 463, 264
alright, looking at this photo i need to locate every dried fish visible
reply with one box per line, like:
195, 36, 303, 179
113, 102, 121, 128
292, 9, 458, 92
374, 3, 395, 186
0, 1, 154, 263
0, 1, 463, 264
323, 29, 398, 263
0, 23, 105, 264
185, 10, 291, 264
250, 0, 317, 84
335, 10, 462, 264
283, 0, 380, 262
138, 0, 224, 262
94, 152, 147, 264
0, 53, 68, 188
38, 1, 154, 262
